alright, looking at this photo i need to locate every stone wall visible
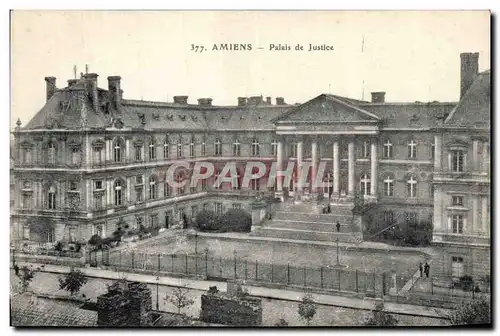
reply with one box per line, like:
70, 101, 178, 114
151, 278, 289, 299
200, 293, 262, 326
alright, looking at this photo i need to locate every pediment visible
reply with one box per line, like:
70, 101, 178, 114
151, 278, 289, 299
273, 94, 380, 124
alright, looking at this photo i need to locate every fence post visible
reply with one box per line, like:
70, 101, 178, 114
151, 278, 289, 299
338, 270, 341, 291
287, 263, 290, 285
356, 270, 359, 293
205, 252, 208, 277
220, 256, 222, 278
132, 252, 135, 269
373, 272, 376, 295
119, 250, 122, 267
382, 273, 386, 296
185, 254, 188, 274
171, 254, 174, 273
195, 253, 198, 275
472, 279, 474, 299
271, 262, 274, 283
234, 255, 237, 279
255, 260, 258, 280
158, 254, 161, 271
304, 266, 307, 287
320, 267, 324, 288
245, 260, 248, 280
431, 277, 434, 295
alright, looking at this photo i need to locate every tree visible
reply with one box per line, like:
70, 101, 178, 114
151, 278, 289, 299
219, 209, 252, 233
364, 302, 398, 326
164, 286, 195, 316
58, 268, 88, 296
449, 297, 491, 325
298, 294, 317, 326
17, 266, 36, 293
88, 234, 102, 247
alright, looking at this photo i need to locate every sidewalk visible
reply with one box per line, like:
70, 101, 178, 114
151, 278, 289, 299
191, 231, 435, 256
16, 261, 452, 320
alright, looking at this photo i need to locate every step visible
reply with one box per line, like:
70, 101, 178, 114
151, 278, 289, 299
257, 227, 360, 243
274, 211, 351, 223
265, 220, 352, 233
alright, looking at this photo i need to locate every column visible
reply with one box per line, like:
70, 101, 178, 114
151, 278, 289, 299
311, 137, 318, 197
434, 134, 442, 170
296, 138, 304, 201
482, 196, 489, 235
472, 196, 479, 234
482, 141, 489, 174
106, 179, 112, 206
472, 140, 479, 171
332, 139, 340, 197
348, 140, 355, 196
370, 141, 377, 197
86, 180, 92, 210
125, 138, 131, 162
276, 138, 283, 195
126, 176, 132, 203
106, 139, 112, 162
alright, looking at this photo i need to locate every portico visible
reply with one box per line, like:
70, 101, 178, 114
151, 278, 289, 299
272, 94, 381, 204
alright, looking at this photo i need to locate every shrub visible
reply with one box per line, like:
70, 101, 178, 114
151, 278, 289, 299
54, 241, 64, 252
298, 294, 317, 326
219, 209, 252, 233
364, 302, 398, 326
88, 234, 102, 247
275, 318, 289, 327
195, 210, 222, 232
59, 268, 88, 296
449, 297, 491, 325
458, 275, 474, 292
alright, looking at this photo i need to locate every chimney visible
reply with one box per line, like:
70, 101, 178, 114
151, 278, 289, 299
107, 76, 122, 110
275, 97, 286, 105
44, 76, 56, 102
67, 79, 78, 87
83, 73, 99, 113
237, 97, 247, 106
371, 92, 386, 103
198, 98, 213, 106
266, 96, 272, 105
460, 52, 479, 99
248, 96, 263, 105
173, 96, 188, 104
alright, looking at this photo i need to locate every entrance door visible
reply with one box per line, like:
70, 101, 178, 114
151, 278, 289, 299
451, 256, 464, 278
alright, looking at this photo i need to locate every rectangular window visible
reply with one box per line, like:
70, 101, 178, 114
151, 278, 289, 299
136, 176, 143, 185
214, 202, 223, 214
384, 180, 394, 197
94, 180, 103, 190
384, 211, 394, 225
164, 183, 171, 197
232, 203, 242, 210
383, 140, 393, 159
23, 226, 30, 240
451, 150, 465, 173
69, 227, 77, 242
189, 143, 195, 158
23, 148, 32, 164
135, 147, 142, 161
452, 195, 464, 206
271, 141, 278, 156
405, 212, 418, 226
452, 215, 464, 234
150, 214, 158, 228
201, 142, 206, 156
93, 147, 103, 165
71, 147, 80, 165
48, 193, 56, 209
291, 143, 297, 157
201, 179, 207, 191
191, 205, 198, 218
362, 141, 370, 158
251, 179, 260, 191
149, 144, 156, 160
94, 194, 103, 210
69, 181, 78, 191
215, 142, 222, 156
136, 189, 143, 202
22, 194, 32, 209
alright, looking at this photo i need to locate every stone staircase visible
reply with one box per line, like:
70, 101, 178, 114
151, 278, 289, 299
253, 202, 362, 243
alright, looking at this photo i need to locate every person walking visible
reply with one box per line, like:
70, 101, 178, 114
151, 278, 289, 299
419, 262, 423, 278
336, 221, 341, 232
424, 262, 430, 278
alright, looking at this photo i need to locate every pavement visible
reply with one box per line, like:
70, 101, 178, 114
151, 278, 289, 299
14, 261, 452, 320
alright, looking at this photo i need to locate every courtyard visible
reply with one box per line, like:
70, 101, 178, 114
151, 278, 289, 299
99, 232, 428, 295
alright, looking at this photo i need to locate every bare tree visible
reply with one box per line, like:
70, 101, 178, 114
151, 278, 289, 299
298, 294, 317, 326
164, 286, 195, 316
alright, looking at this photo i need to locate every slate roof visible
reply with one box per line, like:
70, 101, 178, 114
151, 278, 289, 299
21, 73, 487, 132
444, 70, 490, 128
10, 294, 97, 327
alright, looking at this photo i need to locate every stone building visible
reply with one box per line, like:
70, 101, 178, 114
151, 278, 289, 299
11, 52, 490, 279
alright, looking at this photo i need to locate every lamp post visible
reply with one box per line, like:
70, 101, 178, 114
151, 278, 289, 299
336, 238, 340, 266
156, 275, 160, 311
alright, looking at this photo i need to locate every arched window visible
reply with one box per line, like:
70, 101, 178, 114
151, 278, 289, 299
383, 175, 394, 197
233, 139, 241, 156
252, 138, 260, 156
47, 185, 56, 209
149, 176, 157, 199
47, 142, 57, 165
114, 180, 124, 206
360, 174, 371, 196
215, 139, 222, 156
162, 137, 169, 159
113, 138, 124, 162
149, 138, 157, 160
407, 175, 418, 198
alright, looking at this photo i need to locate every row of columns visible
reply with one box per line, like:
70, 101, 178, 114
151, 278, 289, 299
276, 136, 378, 200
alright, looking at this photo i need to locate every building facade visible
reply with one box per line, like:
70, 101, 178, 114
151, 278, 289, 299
11, 53, 490, 279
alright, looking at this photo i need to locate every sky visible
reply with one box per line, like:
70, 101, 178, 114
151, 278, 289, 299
10, 10, 490, 128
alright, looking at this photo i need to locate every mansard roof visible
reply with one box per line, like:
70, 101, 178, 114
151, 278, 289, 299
444, 70, 490, 128
20, 75, 469, 133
